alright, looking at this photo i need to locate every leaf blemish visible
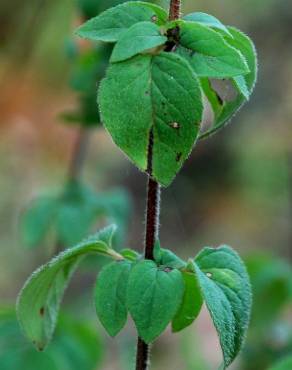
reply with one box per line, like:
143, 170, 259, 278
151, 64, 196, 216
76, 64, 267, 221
171, 122, 180, 129
163, 267, 173, 273
176, 152, 182, 162
206, 272, 212, 278
151, 15, 158, 22
39, 307, 45, 316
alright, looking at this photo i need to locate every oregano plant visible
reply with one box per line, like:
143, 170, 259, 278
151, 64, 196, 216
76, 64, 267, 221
16, 1, 258, 369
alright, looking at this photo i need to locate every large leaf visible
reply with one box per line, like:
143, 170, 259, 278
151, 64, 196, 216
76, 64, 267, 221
76, 1, 167, 42
199, 27, 257, 139
95, 260, 132, 336
127, 260, 184, 343
194, 246, 252, 369
110, 21, 167, 62
172, 271, 203, 332
16, 225, 120, 350
99, 52, 203, 186
183, 12, 231, 36
178, 20, 249, 78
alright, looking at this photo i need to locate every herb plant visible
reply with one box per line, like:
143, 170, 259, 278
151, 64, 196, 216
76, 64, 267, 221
16, 1, 258, 369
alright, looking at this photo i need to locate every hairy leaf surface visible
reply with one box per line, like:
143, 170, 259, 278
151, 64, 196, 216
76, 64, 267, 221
127, 260, 184, 343
172, 271, 203, 332
199, 27, 257, 139
111, 21, 167, 62
194, 246, 252, 368
17, 225, 119, 350
99, 52, 203, 186
178, 21, 249, 78
76, 1, 167, 42
95, 260, 132, 336
183, 12, 231, 36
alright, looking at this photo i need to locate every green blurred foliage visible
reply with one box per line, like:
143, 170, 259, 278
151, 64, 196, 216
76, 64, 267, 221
0, 307, 104, 370
240, 254, 292, 370
21, 181, 131, 248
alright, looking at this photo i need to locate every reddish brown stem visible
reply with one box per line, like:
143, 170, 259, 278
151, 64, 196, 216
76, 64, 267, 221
169, 0, 181, 21
135, 2, 181, 368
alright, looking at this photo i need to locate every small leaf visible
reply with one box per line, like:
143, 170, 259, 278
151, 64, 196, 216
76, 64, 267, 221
178, 20, 249, 78
199, 27, 257, 139
95, 260, 132, 336
99, 52, 203, 186
75, 1, 167, 42
194, 245, 252, 369
21, 197, 58, 248
120, 248, 140, 261
160, 248, 186, 269
172, 271, 203, 332
127, 260, 184, 343
111, 21, 167, 62
183, 12, 232, 36
16, 225, 119, 350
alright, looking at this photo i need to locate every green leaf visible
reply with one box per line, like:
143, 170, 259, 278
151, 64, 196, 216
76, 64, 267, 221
183, 12, 231, 36
178, 20, 249, 78
127, 260, 184, 343
160, 248, 186, 269
75, 1, 167, 42
120, 248, 140, 261
95, 261, 132, 336
194, 245, 252, 369
16, 225, 120, 350
21, 197, 58, 248
199, 27, 257, 139
172, 271, 203, 332
99, 52, 203, 186
110, 21, 167, 63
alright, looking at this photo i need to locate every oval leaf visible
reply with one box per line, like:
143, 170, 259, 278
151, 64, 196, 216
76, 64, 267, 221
172, 271, 203, 332
75, 1, 167, 42
183, 12, 232, 36
127, 260, 184, 343
99, 52, 203, 186
178, 20, 249, 78
199, 26, 257, 139
194, 245, 252, 369
110, 21, 167, 63
95, 260, 132, 336
16, 225, 120, 351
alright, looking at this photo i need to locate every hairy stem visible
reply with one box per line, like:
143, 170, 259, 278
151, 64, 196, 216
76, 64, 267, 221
135, 1, 181, 368
169, 0, 181, 21
135, 130, 161, 370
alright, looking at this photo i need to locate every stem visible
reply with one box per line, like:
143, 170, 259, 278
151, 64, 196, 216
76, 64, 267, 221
135, 1, 181, 367
135, 131, 161, 370
169, 0, 181, 21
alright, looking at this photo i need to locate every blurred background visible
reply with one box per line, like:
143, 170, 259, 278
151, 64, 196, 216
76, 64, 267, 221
0, 0, 292, 369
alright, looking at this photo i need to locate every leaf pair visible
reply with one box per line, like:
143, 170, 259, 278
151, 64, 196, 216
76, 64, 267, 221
17, 225, 252, 369
76, 2, 257, 186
